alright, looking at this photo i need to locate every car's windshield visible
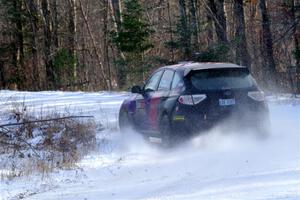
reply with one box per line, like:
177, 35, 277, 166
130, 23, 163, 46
189, 68, 255, 90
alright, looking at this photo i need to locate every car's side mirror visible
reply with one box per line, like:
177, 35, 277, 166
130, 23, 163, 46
131, 85, 143, 94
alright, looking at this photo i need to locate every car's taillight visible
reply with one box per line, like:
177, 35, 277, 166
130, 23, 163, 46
193, 94, 207, 104
178, 94, 207, 105
248, 91, 265, 101
178, 95, 193, 105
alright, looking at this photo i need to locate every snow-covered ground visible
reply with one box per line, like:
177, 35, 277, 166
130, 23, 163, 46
0, 91, 299, 200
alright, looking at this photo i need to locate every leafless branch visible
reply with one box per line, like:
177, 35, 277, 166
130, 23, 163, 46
0, 115, 94, 128
78, 0, 109, 89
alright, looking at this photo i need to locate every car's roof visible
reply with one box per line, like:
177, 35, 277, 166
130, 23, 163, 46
161, 62, 247, 76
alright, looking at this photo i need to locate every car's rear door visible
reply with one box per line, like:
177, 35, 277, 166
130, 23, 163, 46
148, 70, 175, 132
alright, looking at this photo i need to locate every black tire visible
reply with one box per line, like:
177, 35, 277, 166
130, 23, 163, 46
119, 108, 131, 131
256, 117, 271, 139
251, 110, 271, 138
159, 114, 173, 147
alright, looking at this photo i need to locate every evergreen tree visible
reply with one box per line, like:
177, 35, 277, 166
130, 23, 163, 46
112, 0, 154, 85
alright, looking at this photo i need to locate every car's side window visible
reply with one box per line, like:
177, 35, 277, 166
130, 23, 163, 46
158, 70, 174, 91
144, 70, 163, 92
171, 72, 183, 90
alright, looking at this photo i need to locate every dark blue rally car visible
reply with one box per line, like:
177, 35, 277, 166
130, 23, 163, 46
119, 62, 269, 144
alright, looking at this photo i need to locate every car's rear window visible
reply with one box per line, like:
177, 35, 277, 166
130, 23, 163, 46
189, 68, 255, 90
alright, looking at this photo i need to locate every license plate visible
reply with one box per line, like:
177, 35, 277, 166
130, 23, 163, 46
219, 99, 235, 106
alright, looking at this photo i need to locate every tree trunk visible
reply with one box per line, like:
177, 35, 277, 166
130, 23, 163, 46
259, 0, 277, 88
208, 0, 228, 44
189, 0, 199, 50
248, 1, 261, 79
52, 0, 59, 48
108, 0, 125, 54
0, 61, 5, 88
167, 0, 175, 61
291, 0, 300, 67
111, 0, 123, 28
41, 0, 55, 89
78, 0, 108, 90
26, 0, 40, 90
68, 0, 77, 87
108, 0, 126, 88
13, 0, 24, 88
206, 11, 214, 47
233, 0, 251, 68
179, 0, 191, 58
103, 0, 112, 90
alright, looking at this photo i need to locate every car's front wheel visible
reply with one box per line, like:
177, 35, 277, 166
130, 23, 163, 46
119, 108, 131, 131
159, 114, 174, 147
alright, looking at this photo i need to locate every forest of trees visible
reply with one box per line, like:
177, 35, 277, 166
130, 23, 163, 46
0, 0, 299, 92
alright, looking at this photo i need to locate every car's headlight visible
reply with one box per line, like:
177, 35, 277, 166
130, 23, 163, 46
248, 91, 265, 101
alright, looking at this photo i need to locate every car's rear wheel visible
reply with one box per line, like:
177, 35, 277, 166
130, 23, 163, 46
256, 116, 271, 139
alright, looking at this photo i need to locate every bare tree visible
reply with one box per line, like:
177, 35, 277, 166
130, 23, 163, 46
291, 0, 300, 66
68, 0, 77, 85
189, 0, 200, 49
12, 0, 25, 88
0, 0, 298, 91
25, 0, 40, 90
103, 0, 113, 90
207, 0, 228, 43
259, 0, 277, 87
178, 0, 192, 58
41, 0, 55, 88
233, 0, 251, 68
78, 0, 109, 90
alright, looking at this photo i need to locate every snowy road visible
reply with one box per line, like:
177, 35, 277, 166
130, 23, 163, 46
0, 91, 299, 200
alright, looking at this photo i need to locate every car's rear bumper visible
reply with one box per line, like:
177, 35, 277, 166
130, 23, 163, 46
171, 103, 269, 135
